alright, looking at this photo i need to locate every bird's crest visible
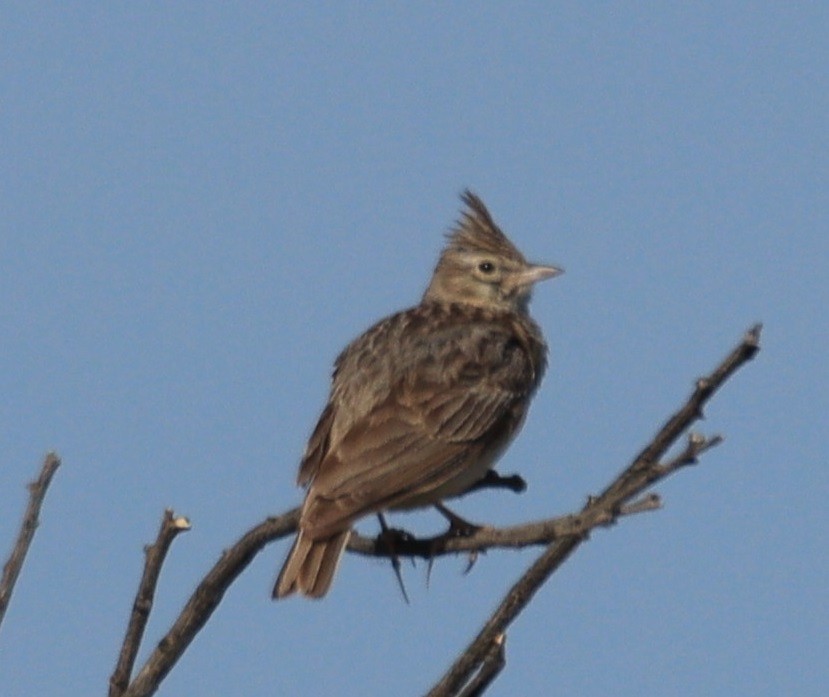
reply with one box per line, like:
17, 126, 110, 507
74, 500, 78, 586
444, 190, 526, 263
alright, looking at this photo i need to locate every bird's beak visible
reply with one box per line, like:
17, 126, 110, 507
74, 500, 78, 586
515, 263, 564, 288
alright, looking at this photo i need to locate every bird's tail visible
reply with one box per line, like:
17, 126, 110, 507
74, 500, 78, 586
272, 528, 351, 599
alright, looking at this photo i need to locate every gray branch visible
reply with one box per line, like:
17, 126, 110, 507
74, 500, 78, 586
114, 324, 760, 697
0, 452, 61, 633
109, 509, 191, 697
424, 324, 762, 697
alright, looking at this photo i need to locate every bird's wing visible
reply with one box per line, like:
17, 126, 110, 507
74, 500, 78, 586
297, 402, 334, 487
301, 321, 538, 538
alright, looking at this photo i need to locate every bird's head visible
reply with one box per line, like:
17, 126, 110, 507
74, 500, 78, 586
423, 191, 563, 313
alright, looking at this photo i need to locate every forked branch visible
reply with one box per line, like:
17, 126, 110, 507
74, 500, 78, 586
425, 324, 761, 697
115, 325, 760, 697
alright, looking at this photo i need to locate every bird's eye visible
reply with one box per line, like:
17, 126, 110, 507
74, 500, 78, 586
478, 261, 495, 274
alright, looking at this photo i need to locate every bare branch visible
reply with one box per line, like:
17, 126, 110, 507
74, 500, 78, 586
346, 494, 661, 559
425, 325, 761, 696
114, 497, 656, 696
599, 323, 761, 503
121, 508, 299, 697
109, 510, 191, 697
115, 325, 760, 697
456, 633, 506, 697
0, 452, 61, 633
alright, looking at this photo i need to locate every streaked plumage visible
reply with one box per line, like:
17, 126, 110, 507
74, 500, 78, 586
274, 191, 562, 598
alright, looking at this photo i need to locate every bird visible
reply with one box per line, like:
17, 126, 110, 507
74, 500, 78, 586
273, 191, 562, 599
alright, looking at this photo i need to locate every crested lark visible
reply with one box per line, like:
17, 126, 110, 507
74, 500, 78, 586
274, 191, 562, 599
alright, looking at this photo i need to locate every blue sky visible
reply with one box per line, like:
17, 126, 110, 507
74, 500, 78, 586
1, 4, 826, 696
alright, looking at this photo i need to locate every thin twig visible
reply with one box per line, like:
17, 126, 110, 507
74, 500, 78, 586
109, 510, 191, 697
424, 325, 761, 697
0, 452, 61, 632
121, 508, 300, 697
456, 634, 506, 697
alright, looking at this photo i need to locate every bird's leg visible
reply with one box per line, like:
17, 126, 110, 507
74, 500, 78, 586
434, 502, 482, 537
461, 469, 527, 496
376, 513, 410, 604
432, 503, 483, 575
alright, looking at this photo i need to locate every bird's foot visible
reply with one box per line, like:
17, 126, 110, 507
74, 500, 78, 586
424, 504, 486, 584
375, 524, 418, 549
376, 513, 414, 603
462, 469, 527, 496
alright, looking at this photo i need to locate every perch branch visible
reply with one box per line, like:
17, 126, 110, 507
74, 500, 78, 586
424, 324, 761, 697
117, 325, 761, 697
346, 493, 661, 559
